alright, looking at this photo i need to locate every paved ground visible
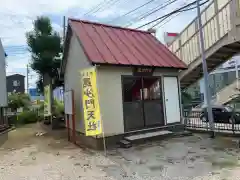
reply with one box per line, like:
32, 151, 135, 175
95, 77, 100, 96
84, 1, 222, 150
0, 123, 240, 179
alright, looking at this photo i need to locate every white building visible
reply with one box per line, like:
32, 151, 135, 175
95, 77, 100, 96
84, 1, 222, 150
0, 39, 7, 107
0, 38, 8, 125
61, 19, 186, 149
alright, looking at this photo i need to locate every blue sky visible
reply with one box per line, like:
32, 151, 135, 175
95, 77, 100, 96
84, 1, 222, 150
0, 0, 206, 88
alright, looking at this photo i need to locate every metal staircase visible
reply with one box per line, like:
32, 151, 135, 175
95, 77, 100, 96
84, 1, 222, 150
214, 79, 240, 104
168, 0, 240, 89
195, 79, 240, 107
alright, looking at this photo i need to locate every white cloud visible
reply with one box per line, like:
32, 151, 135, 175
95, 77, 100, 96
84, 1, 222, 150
0, 0, 83, 88
6, 53, 29, 73
0, 0, 106, 47
0, 0, 103, 16
0, 0, 201, 89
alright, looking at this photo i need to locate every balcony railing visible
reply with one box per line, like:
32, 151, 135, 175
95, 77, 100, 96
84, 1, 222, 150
168, 0, 232, 66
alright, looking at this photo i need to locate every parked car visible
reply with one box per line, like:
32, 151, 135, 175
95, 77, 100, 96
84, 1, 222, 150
200, 105, 240, 124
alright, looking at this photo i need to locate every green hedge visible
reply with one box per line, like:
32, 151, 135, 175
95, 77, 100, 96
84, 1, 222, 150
18, 111, 39, 124
53, 99, 64, 117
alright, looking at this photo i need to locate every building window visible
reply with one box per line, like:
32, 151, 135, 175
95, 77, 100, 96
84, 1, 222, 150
13, 80, 20, 87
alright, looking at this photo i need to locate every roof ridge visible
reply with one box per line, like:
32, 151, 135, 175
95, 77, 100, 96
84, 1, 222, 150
68, 18, 151, 34
7, 73, 25, 77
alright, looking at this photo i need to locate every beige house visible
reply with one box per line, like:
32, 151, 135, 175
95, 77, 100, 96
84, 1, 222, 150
61, 19, 187, 149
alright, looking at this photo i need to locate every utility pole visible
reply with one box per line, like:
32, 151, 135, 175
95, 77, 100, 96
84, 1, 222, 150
235, 58, 239, 89
63, 16, 66, 43
197, 0, 215, 138
26, 64, 29, 94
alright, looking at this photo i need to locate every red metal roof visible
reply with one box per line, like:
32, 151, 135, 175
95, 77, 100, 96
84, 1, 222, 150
68, 19, 186, 69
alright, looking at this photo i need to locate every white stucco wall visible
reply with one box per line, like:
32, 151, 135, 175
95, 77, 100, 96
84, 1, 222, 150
0, 39, 7, 107
96, 66, 131, 136
64, 33, 91, 133
97, 66, 180, 137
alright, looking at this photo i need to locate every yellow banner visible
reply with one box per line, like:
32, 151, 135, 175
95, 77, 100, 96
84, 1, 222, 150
44, 85, 51, 116
81, 67, 102, 136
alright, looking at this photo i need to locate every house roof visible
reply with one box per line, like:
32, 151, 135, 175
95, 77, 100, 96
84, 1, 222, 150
7, 74, 25, 77
67, 18, 187, 69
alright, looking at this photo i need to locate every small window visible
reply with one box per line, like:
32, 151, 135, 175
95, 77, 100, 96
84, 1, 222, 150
13, 80, 20, 87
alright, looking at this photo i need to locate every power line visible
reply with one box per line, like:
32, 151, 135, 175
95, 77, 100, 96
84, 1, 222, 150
150, 0, 209, 29
93, 0, 127, 15
84, 0, 122, 16
124, 0, 175, 27
136, 0, 192, 29
5, 48, 28, 51
83, 0, 109, 16
5, 50, 28, 53
150, 0, 189, 29
4, 47, 29, 51
107, 0, 157, 24
136, 0, 208, 29
4, 45, 27, 48
154, 12, 181, 29
125, 0, 179, 27
5, 49, 28, 52
4, 47, 28, 52
5, 52, 29, 54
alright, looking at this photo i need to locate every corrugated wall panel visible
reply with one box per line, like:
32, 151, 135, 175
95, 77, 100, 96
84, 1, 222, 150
217, 0, 230, 10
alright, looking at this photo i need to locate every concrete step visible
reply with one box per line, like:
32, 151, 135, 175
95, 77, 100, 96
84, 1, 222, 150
117, 139, 132, 148
125, 130, 173, 141
124, 130, 192, 144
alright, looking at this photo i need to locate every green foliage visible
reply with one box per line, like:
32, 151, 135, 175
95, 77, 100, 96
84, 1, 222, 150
181, 91, 193, 105
36, 75, 44, 94
39, 101, 44, 111
53, 99, 64, 117
26, 16, 62, 84
37, 75, 63, 94
18, 111, 39, 124
9, 111, 39, 125
8, 93, 31, 111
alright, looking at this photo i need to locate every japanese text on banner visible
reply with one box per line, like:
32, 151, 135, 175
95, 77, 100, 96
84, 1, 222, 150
80, 67, 102, 136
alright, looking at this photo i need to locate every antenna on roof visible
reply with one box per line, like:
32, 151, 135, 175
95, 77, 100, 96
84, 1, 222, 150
147, 28, 156, 36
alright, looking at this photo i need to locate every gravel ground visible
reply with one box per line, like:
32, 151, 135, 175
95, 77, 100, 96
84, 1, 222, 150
0, 123, 240, 180
108, 134, 240, 180
0, 123, 117, 180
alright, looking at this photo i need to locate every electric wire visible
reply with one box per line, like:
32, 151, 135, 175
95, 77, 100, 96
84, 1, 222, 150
83, 0, 110, 16
84, 0, 124, 16
107, 0, 157, 24
150, 0, 209, 29
136, 0, 209, 29
125, 0, 179, 27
